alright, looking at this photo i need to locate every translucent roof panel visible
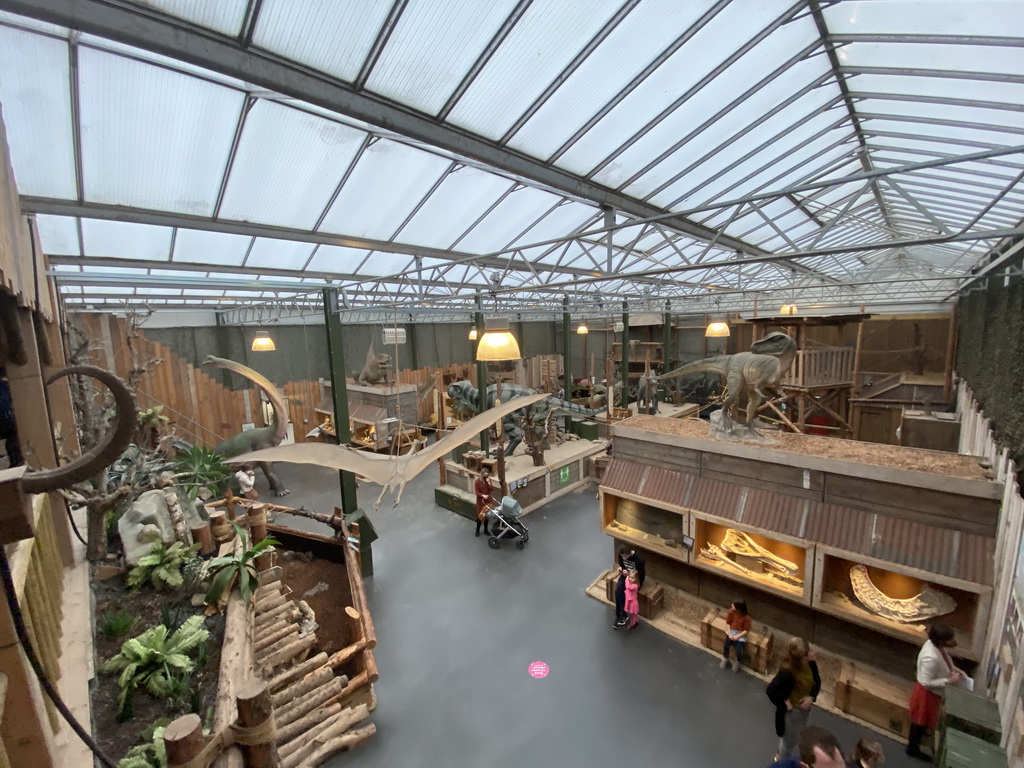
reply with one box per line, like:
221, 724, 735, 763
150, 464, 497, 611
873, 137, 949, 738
845, 73, 1024, 106
395, 166, 515, 250
218, 100, 365, 229
859, 100, 1024, 132
836, 42, 1024, 79
35, 215, 79, 255
171, 229, 252, 267
505, 0, 724, 159
0, 26, 76, 198
444, 0, 623, 139
78, 47, 244, 214
507, 202, 599, 250
317, 139, 451, 240
545, 3, 797, 175
244, 238, 316, 270
455, 187, 563, 253
824, 1, 1023, 37
365, 0, 521, 115
860, 118, 1016, 149
80, 219, 173, 261
253, 0, 393, 83
305, 245, 373, 275
132, 1, 247, 36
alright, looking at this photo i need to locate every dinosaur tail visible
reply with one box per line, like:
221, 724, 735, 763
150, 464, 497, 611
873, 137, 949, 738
657, 356, 729, 381
203, 356, 289, 446
543, 397, 600, 417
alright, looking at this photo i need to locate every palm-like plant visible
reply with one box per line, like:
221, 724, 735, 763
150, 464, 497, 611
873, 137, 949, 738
102, 615, 209, 720
127, 540, 201, 590
205, 522, 279, 606
171, 445, 231, 501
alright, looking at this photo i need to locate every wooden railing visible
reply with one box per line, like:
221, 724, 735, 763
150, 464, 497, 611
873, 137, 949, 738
782, 346, 855, 388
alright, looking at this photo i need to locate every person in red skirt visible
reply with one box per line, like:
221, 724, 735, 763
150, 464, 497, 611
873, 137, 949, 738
906, 624, 967, 760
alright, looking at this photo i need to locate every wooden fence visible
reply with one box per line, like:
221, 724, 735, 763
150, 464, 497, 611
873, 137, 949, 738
782, 346, 855, 388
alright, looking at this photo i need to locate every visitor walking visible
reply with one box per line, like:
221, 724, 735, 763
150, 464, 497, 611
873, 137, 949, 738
623, 569, 640, 630
721, 599, 751, 671
613, 545, 646, 629
765, 726, 845, 768
474, 467, 494, 537
907, 624, 967, 760
847, 737, 884, 768
766, 637, 821, 759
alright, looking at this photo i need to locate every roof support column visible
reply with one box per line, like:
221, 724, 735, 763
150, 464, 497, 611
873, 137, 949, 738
620, 301, 630, 410
322, 288, 358, 516
474, 293, 489, 456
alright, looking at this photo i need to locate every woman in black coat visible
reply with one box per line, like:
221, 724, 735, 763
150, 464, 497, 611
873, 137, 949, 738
766, 637, 821, 758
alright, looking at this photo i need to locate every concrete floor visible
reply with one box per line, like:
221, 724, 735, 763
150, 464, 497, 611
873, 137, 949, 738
264, 462, 920, 768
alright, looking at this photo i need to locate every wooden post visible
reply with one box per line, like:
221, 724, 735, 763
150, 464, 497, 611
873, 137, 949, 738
163, 713, 205, 767
943, 303, 957, 404
191, 521, 215, 556
851, 319, 865, 396
236, 680, 279, 768
225, 489, 238, 521
210, 510, 232, 544
247, 503, 272, 572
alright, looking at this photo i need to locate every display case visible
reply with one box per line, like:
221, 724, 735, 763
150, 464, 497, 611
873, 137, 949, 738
812, 546, 990, 660
599, 489, 691, 565
691, 515, 813, 605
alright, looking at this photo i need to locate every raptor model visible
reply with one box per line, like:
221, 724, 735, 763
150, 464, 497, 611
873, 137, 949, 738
656, 332, 797, 435
202, 356, 290, 496
446, 381, 598, 455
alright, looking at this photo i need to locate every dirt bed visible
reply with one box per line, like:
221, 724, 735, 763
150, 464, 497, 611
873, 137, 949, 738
278, 555, 355, 656
618, 415, 990, 480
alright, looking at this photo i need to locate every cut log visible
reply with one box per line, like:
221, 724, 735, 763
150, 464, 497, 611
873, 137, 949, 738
275, 705, 341, 759
278, 705, 369, 767
326, 638, 367, 670
254, 627, 300, 662
235, 680, 277, 768
344, 606, 360, 622
298, 723, 376, 767
253, 581, 282, 602
209, 510, 232, 543
257, 566, 283, 586
164, 714, 205, 767
276, 677, 343, 730
255, 621, 299, 654
255, 602, 299, 629
271, 666, 332, 708
267, 652, 328, 693
191, 521, 215, 556
253, 590, 286, 615
259, 634, 316, 674
328, 671, 370, 708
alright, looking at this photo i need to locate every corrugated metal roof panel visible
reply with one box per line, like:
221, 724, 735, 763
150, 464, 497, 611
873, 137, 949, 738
688, 477, 743, 521
870, 515, 955, 577
956, 532, 995, 586
642, 465, 693, 509
805, 502, 872, 551
602, 459, 647, 497
742, 489, 804, 538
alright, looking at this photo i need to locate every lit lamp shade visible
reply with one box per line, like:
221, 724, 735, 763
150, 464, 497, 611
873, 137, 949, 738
705, 321, 731, 338
476, 317, 521, 361
251, 330, 276, 351
576, 322, 588, 335
780, 304, 798, 316
468, 327, 478, 341
613, 321, 624, 333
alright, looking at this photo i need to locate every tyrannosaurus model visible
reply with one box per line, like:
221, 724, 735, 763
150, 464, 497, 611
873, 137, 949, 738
656, 332, 797, 437
202, 356, 290, 496
446, 381, 598, 456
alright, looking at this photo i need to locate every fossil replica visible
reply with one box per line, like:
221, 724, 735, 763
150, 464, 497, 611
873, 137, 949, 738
657, 332, 797, 438
849, 564, 956, 624
354, 342, 391, 386
700, 544, 754, 575
636, 361, 659, 415
231, 393, 547, 509
201, 356, 291, 496
720, 528, 799, 577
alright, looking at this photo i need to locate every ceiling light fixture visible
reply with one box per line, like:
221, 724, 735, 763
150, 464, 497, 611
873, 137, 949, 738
576, 322, 588, 335
468, 327, 478, 341
780, 304, 798, 315
476, 317, 521, 361
251, 330, 276, 352
704, 321, 730, 338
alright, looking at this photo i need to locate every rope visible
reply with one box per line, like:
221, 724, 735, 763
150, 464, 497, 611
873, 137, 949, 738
246, 508, 268, 528
174, 713, 279, 768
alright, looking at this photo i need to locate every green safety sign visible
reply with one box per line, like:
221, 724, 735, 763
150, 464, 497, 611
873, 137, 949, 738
559, 465, 570, 484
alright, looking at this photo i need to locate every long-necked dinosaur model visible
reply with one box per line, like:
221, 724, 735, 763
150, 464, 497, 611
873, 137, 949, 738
201, 356, 290, 497
230, 394, 547, 509
656, 332, 797, 436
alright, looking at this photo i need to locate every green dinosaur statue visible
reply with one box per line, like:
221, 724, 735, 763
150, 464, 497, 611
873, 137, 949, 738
201, 356, 290, 497
656, 332, 797, 436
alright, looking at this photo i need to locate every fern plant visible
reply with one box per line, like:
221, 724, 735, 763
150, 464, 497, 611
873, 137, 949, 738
102, 615, 210, 720
98, 609, 136, 638
127, 541, 201, 591
117, 719, 170, 768
171, 446, 231, 501
205, 522, 279, 606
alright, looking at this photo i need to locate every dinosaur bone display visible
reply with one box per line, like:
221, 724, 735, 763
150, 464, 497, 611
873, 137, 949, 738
849, 564, 956, 624
720, 528, 799, 577
656, 332, 797, 438
230, 394, 548, 509
700, 544, 754, 575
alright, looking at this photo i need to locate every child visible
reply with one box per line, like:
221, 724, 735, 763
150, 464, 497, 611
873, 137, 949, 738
849, 737, 884, 768
623, 569, 640, 630
721, 600, 751, 671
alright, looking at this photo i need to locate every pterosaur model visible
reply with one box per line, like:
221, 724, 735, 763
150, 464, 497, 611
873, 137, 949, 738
229, 393, 547, 509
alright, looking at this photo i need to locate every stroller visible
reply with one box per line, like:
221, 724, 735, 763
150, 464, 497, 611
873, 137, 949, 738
486, 496, 529, 550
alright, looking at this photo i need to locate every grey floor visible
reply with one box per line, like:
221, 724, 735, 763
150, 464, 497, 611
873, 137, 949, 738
263, 463, 920, 768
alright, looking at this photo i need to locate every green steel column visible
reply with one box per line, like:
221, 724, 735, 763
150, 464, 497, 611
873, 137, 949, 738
475, 294, 489, 455
620, 301, 630, 409
662, 301, 672, 401
322, 288, 358, 515
562, 296, 572, 431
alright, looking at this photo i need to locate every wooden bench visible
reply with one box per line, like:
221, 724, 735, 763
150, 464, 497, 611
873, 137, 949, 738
700, 608, 773, 674
602, 571, 665, 619
834, 661, 913, 739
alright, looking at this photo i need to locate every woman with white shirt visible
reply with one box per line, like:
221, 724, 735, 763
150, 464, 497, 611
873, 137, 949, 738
906, 624, 966, 760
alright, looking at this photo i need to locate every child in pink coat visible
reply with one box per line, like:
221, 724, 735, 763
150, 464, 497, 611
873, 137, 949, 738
624, 570, 640, 629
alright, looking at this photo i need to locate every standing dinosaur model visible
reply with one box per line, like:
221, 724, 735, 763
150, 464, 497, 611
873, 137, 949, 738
353, 342, 391, 386
201, 356, 290, 497
230, 394, 547, 509
656, 332, 797, 438
446, 381, 598, 456
636, 361, 659, 415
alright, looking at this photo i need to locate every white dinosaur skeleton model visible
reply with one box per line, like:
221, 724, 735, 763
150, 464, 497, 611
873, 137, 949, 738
720, 528, 799, 577
700, 544, 754, 575
232, 393, 547, 509
849, 564, 957, 624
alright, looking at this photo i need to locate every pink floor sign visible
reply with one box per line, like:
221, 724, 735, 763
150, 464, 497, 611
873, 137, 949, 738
528, 661, 549, 678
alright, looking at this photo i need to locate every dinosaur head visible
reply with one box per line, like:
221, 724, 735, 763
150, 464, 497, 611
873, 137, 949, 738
750, 331, 796, 357
447, 381, 478, 421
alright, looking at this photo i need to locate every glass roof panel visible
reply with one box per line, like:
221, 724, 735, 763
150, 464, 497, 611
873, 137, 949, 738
341, 252, 415, 277
836, 42, 1024, 78
846, 73, 1024, 105
592, 22, 830, 189
860, 99, 1024, 131
244, 238, 316, 270
318, 139, 451, 240
171, 229, 252, 267
35, 215, 79, 255
80, 219, 173, 261
253, 0, 393, 83
0, 26, 76, 198
395, 166, 515, 249
365, 0, 521, 115
305, 244, 372, 274
506, 0, 723, 159
551, 3, 795, 175
79, 47, 244, 215
218, 100, 365, 229
445, 0, 623, 139
131, 0, 248, 36
861, 117, 1017, 148
825, 1, 1023, 36
507, 202, 598, 249
455, 187, 563, 253
0, 10, 68, 37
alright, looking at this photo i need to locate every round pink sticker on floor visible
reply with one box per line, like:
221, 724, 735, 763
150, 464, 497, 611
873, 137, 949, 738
528, 661, 549, 679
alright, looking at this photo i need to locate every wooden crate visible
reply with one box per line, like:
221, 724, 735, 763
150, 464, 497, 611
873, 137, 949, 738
834, 661, 912, 739
699, 607, 773, 674
602, 571, 664, 619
